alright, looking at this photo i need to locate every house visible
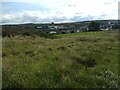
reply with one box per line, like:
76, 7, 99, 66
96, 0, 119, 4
36, 26, 42, 29
48, 26, 59, 30
100, 22, 115, 30
49, 31, 57, 34
77, 26, 89, 32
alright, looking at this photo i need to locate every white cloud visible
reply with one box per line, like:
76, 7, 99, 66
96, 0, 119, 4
1, 0, 120, 24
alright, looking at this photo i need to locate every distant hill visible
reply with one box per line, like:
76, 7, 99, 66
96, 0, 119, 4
2, 20, 119, 37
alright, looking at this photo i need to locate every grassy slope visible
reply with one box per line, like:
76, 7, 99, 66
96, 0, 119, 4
2, 30, 119, 88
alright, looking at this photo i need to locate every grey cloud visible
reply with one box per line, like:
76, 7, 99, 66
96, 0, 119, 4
68, 4, 76, 7
1, 15, 100, 24
69, 15, 95, 22
50, 16, 67, 22
118, 1, 120, 20
104, 3, 112, 5
1, 10, 115, 25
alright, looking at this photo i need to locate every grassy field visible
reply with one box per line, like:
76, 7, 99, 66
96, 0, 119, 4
2, 30, 119, 88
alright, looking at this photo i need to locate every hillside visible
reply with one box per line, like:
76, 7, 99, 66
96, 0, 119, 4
2, 30, 119, 88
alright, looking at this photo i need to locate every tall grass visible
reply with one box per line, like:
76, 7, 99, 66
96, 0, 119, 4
2, 30, 119, 88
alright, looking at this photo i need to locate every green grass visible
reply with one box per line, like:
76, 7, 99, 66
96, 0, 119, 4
2, 30, 119, 88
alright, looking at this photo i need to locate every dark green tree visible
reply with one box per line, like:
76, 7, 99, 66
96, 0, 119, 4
112, 24, 120, 29
88, 21, 100, 31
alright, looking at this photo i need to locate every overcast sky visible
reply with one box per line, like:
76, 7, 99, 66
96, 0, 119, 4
1, 0, 120, 24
